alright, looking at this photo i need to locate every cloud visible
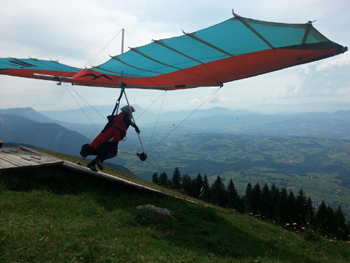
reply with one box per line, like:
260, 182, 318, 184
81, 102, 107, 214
276, 52, 350, 99
316, 52, 350, 71
190, 98, 200, 104
205, 87, 226, 104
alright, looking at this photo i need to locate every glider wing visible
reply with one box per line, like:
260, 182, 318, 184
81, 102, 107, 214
0, 14, 347, 90
0, 58, 80, 82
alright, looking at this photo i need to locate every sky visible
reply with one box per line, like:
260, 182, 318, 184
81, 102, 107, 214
0, 0, 349, 113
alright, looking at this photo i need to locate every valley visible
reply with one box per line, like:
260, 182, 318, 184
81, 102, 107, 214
1, 106, 349, 216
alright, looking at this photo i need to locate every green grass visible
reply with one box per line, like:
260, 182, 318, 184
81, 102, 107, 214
1, 151, 350, 262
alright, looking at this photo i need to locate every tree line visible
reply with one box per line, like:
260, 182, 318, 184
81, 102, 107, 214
152, 167, 350, 241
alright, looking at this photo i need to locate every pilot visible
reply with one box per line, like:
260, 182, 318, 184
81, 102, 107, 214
80, 105, 140, 172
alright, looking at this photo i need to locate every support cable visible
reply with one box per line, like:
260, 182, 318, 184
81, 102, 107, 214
135, 91, 169, 121
148, 90, 167, 150
31, 30, 122, 59
123, 88, 146, 154
66, 84, 106, 121
64, 83, 99, 132
148, 85, 223, 153
85, 31, 121, 67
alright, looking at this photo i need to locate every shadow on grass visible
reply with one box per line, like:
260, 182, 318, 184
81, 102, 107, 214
0, 166, 321, 262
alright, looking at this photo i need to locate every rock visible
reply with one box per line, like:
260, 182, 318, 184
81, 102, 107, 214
137, 204, 176, 221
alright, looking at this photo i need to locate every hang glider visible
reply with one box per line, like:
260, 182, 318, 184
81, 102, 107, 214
0, 12, 347, 90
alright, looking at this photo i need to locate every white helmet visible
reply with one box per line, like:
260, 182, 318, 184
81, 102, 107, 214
121, 105, 135, 114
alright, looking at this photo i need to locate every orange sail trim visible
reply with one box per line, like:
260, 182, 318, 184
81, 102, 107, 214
71, 46, 342, 89
0, 69, 77, 80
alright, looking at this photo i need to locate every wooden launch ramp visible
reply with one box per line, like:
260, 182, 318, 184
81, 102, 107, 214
0, 146, 161, 194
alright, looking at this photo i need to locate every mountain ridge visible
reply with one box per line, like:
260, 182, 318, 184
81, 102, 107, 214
0, 114, 89, 155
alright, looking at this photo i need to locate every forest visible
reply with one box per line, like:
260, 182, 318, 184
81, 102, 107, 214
152, 167, 350, 241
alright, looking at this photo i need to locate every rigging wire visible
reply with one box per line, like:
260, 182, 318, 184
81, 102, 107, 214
64, 84, 106, 121
31, 30, 122, 60
135, 91, 168, 121
123, 88, 146, 154
148, 90, 167, 150
148, 85, 223, 154
40, 28, 148, 157
66, 83, 142, 154
124, 30, 149, 46
64, 83, 99, 133
72, 87, 103, 127
64, 84, 141, 154
58, 36, 111, 64
119, 89, 172, 154
65, 81, 145, 155
84, 31, 122, 67
46, 28, 225, 159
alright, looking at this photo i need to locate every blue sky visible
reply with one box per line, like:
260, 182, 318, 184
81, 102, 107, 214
0, 0, 349, 112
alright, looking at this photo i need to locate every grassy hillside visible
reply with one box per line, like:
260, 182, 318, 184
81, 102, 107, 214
1, 151, 350, 262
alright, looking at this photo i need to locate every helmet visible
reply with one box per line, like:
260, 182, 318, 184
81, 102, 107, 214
121, 105, 135, 114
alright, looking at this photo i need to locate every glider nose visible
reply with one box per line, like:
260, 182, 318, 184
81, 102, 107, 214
72, 69, 120, 87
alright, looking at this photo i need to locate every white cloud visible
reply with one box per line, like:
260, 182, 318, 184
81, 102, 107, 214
276, 52, 350, 99
316, 52, 350, 72
337, 88, 350, 97
190, 98, 200, 104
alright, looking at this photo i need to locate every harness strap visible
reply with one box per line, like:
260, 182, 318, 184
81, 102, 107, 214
111, 85, 126, 116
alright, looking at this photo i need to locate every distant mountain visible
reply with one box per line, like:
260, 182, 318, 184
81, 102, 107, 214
0, 114, 90, 155
39, 102, 350, 127
250, 102, 350, 114
157, 107, 250, 124
161, 111, 350, 140
0, 107, 53, 123
3, 106, 350, 141
40, 105, 113, 125
0, 107, 101, 140
40, 105, 251, 126
40, 105, 155, 125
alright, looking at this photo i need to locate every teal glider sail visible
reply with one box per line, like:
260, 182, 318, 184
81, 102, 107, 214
0, 12, 347, 89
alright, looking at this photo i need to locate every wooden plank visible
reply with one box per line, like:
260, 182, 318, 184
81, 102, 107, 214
63, 161, 163, 194
0, 158, 16, 169
0, 147, 63, 171
0, 153, 39, 166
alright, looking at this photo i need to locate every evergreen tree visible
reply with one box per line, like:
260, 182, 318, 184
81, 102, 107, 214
334, 206, 348, 240
287, 191, 298, 224
193, 173, 203, 198
278, 187, 289, 224
202, 175, 211, 202
152, 172, 159, 184
243, 182, 253, 214
325, 206, 335, 236
269, 184, 280, 221
260, 183, 271, 219
159, 172, 169, 187
172, 167, 182, 190
251, 183, 262, 215
315, 201, 328, 235
296, 188, 307, 225
182, 174, 193, 196
211, 176, 227, 207
227, 179, 240, 210
305, 197, 314, 227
